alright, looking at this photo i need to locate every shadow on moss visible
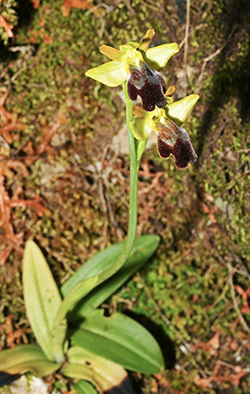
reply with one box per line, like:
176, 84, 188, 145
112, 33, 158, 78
197, 0, 250, 158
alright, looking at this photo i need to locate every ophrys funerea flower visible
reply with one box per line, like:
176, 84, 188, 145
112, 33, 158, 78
130, 94, 199, 168
85, 29, 179, 111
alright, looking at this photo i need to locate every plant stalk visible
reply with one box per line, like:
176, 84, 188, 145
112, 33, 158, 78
95, 82, 139, 284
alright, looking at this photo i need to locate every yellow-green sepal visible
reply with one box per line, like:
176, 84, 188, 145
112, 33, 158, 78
129, 119, 152, 141
144, 42, 179, 71
85, 61, 127, 87
166, 94, 199, 125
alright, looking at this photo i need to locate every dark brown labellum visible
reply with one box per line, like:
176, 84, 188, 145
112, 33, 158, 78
127, 63, 168, 111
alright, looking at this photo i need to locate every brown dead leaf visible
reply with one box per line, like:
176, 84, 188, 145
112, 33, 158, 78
0, 15, 14, 37
0, 315, 28, 347
194, 375, 212, 389
61, 0, 94, 17
191, 330, 221, 356
235, 285, 250, 315
31, 0, 40, 8
0, 91, 27, 144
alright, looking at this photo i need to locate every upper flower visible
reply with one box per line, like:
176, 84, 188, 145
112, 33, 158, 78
85, 29, 179, 111
130, 94, 199, 168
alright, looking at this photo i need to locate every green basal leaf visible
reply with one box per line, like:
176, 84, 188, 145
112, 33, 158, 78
69, 310, 164, 374
0, 345, 61, 377
64, 235, 160, 320
73, 380, 98, 394
61, 346, 127, 393
23, 241, 66, 362
61, 242, 125, 296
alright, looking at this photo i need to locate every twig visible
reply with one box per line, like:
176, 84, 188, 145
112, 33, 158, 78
228, 263, 250, 334
225, 202, 250, 281
183, 0, 190, 95
183, 0, 190, 70
179, 23, 206, 49
195, 24, 238, 87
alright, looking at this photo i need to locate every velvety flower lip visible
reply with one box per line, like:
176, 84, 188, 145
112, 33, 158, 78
156, 118, 197, 168
127, 62, 168, 111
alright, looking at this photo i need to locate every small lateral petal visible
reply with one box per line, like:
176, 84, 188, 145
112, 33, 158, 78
144, 42, 179, 71
99, 45, 124, 61
167, 94, 199, 125
156, 118, 197, 168
165, 85, 175, 96
138, 29, 155, 52
85, 61, 127, 87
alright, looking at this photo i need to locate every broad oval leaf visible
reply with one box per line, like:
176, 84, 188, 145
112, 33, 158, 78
0, 345, 61, 377
69, 310, 164, 374
63, 235, 160, 320
61, 241, 126, 296
23, 240, 65, 362
73, 380, 98, 394
62, 346, 127, 393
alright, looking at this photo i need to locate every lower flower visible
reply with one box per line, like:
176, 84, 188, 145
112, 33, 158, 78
129, 94, 199, 169
155, 117, 197, 168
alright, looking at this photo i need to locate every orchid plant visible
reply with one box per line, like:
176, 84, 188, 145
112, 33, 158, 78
0, 30, 199, 394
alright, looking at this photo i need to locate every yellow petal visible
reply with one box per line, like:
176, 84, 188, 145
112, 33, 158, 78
99, 45, 123, 61
166, 94, 199, 125
144, 42, 179, 71
165, 85, 175, 96
85, 61, 127, 87
139, 29, 155, 52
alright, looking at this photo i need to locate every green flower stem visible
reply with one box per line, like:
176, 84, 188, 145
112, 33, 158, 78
95, 82, 139, 284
